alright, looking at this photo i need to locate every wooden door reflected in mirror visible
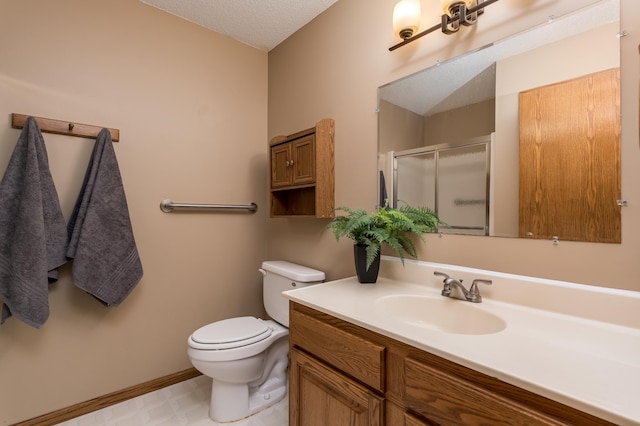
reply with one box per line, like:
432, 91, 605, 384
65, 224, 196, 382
519, 68, 621, 243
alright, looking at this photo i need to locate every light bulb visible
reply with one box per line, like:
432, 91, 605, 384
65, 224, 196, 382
441, 0, 475, 16
393, 0, 421, 40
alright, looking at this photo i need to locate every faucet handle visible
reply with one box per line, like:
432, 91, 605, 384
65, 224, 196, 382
434, 271, 450, 280
469, 279, 492, 302
434, 271, 453, 296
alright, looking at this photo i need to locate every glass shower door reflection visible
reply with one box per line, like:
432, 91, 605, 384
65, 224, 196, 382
438, 144, 489, 235
394, 152, 436, 210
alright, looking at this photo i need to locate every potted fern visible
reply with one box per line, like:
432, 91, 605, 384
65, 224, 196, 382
326, 203, 442, 283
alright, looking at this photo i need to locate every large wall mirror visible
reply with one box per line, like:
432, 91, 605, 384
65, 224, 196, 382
378, 0, 620, 243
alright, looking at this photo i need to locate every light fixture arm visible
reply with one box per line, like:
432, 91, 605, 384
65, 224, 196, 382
389, 0, 500, 51
442, 3, 479, 34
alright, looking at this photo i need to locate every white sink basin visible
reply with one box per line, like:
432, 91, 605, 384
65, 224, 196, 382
374, 294, 507, 335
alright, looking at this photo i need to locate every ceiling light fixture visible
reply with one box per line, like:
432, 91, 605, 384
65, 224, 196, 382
390, 0, 499, 51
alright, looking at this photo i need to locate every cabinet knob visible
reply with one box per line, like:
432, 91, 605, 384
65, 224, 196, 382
285, 160, 294, 167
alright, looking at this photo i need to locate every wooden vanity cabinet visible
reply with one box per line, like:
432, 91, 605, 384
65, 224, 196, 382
290, 348, 384, 425
288, 302, 615, 426
270, 118, 334, 218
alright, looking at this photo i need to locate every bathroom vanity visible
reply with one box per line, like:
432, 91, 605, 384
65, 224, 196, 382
284, 257, 640, 425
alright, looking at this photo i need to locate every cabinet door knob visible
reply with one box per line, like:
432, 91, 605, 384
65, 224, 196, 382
289, 160, 294, 166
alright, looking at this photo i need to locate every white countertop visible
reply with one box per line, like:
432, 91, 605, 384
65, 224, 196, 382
283, 258, 640, 425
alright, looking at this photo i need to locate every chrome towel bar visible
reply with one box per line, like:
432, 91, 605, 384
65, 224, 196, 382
160, 199, 257, 213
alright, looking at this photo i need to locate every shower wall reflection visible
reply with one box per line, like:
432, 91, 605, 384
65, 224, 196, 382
392, 137, 491, 236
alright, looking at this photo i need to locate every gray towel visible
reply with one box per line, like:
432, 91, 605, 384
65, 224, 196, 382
66, 129, 143, 306
0, 117, 68, 328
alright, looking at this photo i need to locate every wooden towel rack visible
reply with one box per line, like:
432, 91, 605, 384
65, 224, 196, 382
11, 113, 120, 142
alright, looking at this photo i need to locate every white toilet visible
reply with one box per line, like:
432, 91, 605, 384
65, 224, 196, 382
187, 261, 325, 423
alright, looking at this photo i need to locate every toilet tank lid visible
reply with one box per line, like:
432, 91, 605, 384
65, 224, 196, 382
261, 261, 325, 282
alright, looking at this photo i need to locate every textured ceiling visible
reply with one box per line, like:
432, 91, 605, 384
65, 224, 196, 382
140, 0, 338, 51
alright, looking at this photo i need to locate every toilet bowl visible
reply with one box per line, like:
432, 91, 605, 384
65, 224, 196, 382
187, 261, 324, 423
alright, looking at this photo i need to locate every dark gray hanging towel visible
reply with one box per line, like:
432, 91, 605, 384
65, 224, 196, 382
67, 128, 143, 306
0, 117, 68, 328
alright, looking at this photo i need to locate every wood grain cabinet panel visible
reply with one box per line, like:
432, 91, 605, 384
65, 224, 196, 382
291, 136, 315, 185
386, 402, 436, 426
404, 412, 433, 426
271, 143, 293, 188
519, 68, 620, 243
404, 357, 564, 425
290, 348, 383, 426
290, 306, 385, 391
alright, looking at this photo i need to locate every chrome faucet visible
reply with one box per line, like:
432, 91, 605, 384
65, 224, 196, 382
434, 271, 492, 303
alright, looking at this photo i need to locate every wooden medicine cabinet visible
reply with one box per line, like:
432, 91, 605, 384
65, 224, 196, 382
269, 119, 335, 218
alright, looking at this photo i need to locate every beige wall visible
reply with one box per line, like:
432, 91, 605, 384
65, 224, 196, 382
378, 100, 423, 153
423, 99, 495, 146
1, 0, 638, 423
267, 0, 640, 289
0, 0, 267, 424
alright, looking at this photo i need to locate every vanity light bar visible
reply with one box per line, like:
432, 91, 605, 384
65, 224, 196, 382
389, 0, 500, 51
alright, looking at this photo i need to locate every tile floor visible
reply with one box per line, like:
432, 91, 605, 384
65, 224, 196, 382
56, 375, 288, 426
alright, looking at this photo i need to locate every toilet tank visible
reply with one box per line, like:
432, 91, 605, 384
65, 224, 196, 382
260, 261, 325, 327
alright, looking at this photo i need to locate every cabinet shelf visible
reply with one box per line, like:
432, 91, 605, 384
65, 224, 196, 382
270, 183, 316, 192
269, 119, 334, 218
270, 187, 316, 216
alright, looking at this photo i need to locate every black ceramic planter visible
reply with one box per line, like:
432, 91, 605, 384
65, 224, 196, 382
353, 244, 380, 284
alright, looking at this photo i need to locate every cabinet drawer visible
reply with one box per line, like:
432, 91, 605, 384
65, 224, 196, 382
404, 357, 564, 426
290, 307, 385, 392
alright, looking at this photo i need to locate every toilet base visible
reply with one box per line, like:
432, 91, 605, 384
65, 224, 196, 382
208, 338, 289, 423
209, 376, 287, 423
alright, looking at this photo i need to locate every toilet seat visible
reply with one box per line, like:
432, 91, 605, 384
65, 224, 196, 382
190, 317, 272, 350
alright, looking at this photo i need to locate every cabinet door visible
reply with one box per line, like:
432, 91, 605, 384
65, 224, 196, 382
290, 348, 383, 426
291, 135, 315, 185
271, 143, 292, 188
